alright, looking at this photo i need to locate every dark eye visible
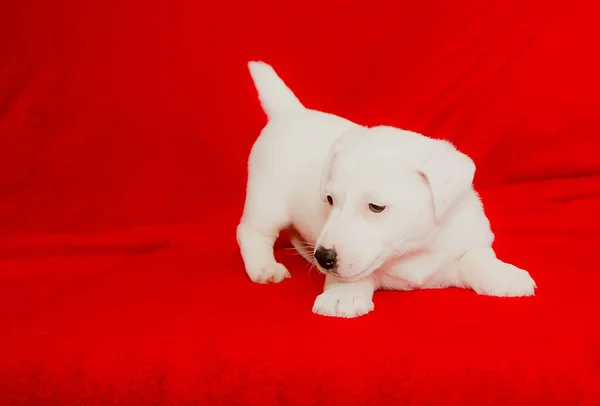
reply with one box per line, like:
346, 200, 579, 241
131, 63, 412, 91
368, 203, 386, 213
326, 195, 334, 205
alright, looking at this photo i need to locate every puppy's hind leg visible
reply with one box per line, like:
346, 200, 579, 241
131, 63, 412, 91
237, 177, 291, 284
458, 246, 536, 297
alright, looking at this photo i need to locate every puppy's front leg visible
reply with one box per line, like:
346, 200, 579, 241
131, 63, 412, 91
237, 223, 291, 284
458, 246, 536, 297
312, 274, 375, 318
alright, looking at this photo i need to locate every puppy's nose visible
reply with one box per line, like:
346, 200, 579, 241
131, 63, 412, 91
314, 246, 337, 271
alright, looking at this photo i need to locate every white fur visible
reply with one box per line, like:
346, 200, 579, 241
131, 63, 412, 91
237, 61, 536, 318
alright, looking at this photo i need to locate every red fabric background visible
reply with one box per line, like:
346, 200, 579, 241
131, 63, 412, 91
1, 0, 599, 404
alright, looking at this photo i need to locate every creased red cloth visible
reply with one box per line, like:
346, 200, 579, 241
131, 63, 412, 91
1, 0, 599, 404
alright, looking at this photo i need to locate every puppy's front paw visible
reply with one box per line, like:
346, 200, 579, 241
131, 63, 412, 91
247, 262, 291, 284
312, 289, 374, 318
477, 263, 536, 297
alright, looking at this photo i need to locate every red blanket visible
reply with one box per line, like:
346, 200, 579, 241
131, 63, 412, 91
1, 0, 599, 404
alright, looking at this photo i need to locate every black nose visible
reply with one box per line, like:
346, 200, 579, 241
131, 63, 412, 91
314, 246, 337, 270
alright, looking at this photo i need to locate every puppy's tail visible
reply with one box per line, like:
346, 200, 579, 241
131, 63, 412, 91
248, 61, 304, 119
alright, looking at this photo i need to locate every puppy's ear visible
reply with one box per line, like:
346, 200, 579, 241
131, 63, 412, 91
319, 146, 337, 201
320, 129, 364, 201
418, 140, 475, 220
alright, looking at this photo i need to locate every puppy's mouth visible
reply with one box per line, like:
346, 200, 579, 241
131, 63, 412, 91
314, 243, 400, 281
326, 256, 387, 282
335, 268, 372, 282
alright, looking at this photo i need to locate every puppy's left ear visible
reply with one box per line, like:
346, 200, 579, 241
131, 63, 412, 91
418, 140, 476, 220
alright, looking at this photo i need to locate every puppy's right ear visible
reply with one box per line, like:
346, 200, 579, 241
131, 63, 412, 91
319, 129, 364, 201
417, 140, 476, 220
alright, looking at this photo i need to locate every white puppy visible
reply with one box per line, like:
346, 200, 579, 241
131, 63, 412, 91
237, 61, 536, 318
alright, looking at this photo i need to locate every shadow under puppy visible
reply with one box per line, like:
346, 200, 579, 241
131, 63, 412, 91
237, 61, 536, 318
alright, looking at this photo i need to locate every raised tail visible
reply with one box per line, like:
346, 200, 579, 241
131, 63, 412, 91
248, 61, 304, 119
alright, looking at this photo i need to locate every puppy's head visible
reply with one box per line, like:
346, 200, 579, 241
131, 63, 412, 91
313, 126, 475, 281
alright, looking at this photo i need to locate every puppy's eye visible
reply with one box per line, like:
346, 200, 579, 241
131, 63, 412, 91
326, 195, 334, 205
368, 203, 386, 213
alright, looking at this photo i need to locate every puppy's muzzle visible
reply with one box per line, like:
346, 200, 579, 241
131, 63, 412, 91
314, 246, 337, 272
